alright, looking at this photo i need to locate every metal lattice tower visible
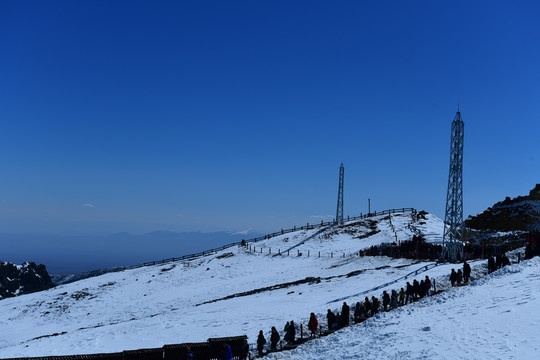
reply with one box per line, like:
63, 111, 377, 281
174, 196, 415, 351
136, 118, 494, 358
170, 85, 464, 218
336, 163, 344, 225
442, 109, 464, 262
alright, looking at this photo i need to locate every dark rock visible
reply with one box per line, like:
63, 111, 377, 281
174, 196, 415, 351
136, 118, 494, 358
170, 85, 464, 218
0, 261, 54, 299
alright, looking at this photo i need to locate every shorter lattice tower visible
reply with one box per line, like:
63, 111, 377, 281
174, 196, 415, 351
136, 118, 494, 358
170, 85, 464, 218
442, 109, 464, 261
336, 163, 344, 225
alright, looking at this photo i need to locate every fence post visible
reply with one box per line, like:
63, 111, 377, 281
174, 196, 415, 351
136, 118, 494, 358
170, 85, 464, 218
269, 248, 271, 254
279, 249, 280, 255
331, 252, 333, 258
260, 248, 262, 254
300, 324, 303, 339
308, 250, 310, 257
297, 250, 300, 256
319, 251, 320, 258
288, 250, 290, 256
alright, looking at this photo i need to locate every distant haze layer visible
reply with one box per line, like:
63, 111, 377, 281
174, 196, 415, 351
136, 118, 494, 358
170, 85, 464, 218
0, 231, 260, 274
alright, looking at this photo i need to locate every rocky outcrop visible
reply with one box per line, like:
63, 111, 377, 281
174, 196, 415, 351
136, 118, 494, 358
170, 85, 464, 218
0, 261, 54, 299
466, 184, 540, 232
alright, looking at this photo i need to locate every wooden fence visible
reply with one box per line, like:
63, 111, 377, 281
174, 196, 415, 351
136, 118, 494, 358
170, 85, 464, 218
120, 208, 416, 270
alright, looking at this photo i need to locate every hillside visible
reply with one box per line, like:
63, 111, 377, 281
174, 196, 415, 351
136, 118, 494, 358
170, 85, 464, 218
466, 184, 540, 232
271, 257, 540, 360
0, 210, 531, 359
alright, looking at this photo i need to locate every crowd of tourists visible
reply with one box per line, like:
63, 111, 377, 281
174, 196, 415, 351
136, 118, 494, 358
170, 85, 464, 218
249, 249, 525, 358
362, 234, 526, 263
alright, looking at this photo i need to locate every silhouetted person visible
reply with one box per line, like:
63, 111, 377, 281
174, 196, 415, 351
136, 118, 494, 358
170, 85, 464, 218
327, 309, 337, 330
270, 326, 280, 351
341, 302, 350, 327
308, 313, 318, 337
425, 276, 432, 296
450, 269, 457, 286
382, 291, 390, 311
463, 261, 471, 283
257, 330, 266, 356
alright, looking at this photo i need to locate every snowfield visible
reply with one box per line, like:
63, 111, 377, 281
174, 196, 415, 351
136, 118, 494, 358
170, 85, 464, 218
270, 258, 540, 360
0, 211, 537, 359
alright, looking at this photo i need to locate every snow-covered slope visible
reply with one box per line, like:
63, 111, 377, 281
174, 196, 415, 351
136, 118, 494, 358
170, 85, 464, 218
1, 211, 530, 359
270, 257, 540, 360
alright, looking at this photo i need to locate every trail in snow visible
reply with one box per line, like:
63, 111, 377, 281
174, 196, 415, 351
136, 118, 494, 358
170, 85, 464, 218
327, 262, 442, 304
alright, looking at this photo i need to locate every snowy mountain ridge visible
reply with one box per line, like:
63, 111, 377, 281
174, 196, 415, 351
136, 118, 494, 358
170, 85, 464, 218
1, 210, 538, 359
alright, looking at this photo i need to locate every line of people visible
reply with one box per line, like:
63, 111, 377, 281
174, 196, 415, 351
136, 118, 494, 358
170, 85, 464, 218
255, 275, 437, 357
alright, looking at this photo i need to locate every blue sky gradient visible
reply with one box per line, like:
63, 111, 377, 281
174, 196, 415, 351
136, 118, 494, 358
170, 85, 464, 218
1, 0, 539, 239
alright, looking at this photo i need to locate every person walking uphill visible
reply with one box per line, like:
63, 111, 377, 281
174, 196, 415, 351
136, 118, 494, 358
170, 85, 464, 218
257, 330, 266, 356
450, 268, 457, 286
270, 326, 280, 351
341, 302, 350, 327
463, 261, 471, 283
287, 320, 296, 344
327, 309, 338, 330
308, 313, 318, 337
382, 291, 390, 311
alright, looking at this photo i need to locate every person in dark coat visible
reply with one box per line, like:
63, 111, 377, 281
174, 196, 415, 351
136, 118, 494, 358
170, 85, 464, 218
287, 321, 296, 344
327, 309, 337, 330
341, 302, 350, 327
257, 330, 266, 356
354, 302, 362, 323
419, 280, 426, 298
283, 321, 289, 342
371, 296, 380, 316
405, 282, 413, 304
308, 313, 318, 337
270, 326, 280, 351
414, 279, 421, 300
488, 256, 495, 274
450, 268, 457, 286
502, 253, 510, 267
382, 291, 390, 311
239, 338, 249, 360
457, 269, 463, 285
463, 261, 471, 283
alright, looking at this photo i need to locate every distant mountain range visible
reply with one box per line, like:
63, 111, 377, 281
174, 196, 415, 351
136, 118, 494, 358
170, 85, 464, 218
1, 230, 263, 275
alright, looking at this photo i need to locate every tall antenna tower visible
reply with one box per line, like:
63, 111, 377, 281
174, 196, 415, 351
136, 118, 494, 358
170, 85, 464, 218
442, 109, 464, 261
336, 163, 344, 225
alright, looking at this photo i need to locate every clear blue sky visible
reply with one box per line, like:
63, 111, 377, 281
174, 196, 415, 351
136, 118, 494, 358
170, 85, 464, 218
1, 0, 539, 236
